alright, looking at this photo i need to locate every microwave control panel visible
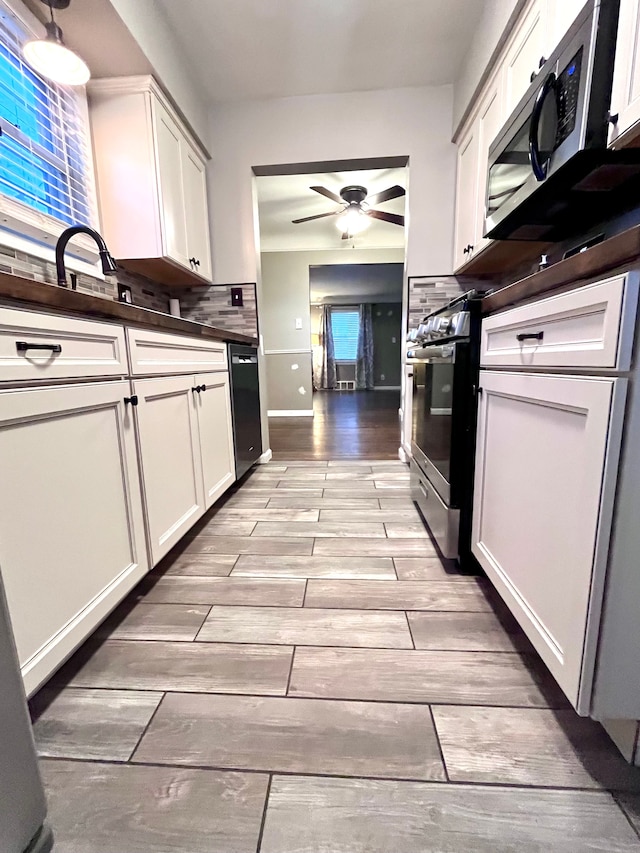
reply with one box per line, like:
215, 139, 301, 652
555, 47, 583, 147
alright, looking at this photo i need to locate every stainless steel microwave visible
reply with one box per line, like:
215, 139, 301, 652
485, 0, 640, 242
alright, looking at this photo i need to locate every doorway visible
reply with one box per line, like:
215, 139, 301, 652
255, 162, 407, 460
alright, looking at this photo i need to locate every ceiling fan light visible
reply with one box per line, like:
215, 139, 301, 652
24, 20, 90, 86
336, 207, 370, 235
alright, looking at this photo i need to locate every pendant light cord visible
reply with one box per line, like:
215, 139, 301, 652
46, 0, 55, 25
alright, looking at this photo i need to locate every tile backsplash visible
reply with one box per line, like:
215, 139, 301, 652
0, 243, 172, 313
407, 275, 466, 330
178, 283, 258, 339
1, 242, 259, 339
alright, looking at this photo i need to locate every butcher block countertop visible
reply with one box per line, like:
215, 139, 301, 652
0, 271, 258, 345
482, 225, 640, 314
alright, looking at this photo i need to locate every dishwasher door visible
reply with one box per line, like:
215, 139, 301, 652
229, 345, 262, 479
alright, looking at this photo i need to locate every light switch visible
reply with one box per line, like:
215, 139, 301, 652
391, 336, 397, 344
295, 317, 302, 329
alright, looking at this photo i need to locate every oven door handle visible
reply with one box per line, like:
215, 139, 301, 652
407, 345, 455, 362
529, 71, 557, 182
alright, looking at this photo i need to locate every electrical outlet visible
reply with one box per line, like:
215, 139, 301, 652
380, 373, 385, 381
295, 317, 302, 329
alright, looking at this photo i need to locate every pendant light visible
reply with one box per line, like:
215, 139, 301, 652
23, 0, 90, 86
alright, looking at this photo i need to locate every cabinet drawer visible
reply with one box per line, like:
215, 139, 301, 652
481, 275, 638, 370
0, 306, 127, 382
126, 327, 227, 376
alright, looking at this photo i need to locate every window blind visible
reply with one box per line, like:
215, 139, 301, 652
0, 1, 94, 227
331, 308, 360, 361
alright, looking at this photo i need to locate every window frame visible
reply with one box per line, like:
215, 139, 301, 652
330, 306, 360, 363
0, 0, 101, 274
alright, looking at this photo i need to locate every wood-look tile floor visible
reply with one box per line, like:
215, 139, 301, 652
31, 461, 640, 852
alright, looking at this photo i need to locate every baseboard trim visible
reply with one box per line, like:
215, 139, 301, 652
267, 409, 314, 417
374, 385, 401, 391
257, 448, 273, 464
264, 348, 312, 355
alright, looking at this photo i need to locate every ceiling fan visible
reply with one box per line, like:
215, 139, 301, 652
291, 184, 405, 238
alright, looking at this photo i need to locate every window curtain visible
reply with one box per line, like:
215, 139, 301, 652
355, 303, 374, 390
312, 304, 337, 390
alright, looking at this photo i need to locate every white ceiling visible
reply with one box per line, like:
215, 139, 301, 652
257, 167, 407, 252
155, 0, 487, 102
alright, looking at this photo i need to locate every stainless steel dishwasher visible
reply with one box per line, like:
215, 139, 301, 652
228, 344, 262, 479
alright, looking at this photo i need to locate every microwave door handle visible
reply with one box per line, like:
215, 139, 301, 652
529, 71, 557, 182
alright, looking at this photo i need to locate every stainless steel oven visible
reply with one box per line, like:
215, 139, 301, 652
407, 292, 484, 566
485, 0, 640, 242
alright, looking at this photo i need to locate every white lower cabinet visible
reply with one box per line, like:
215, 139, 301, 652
0, 381, 148, 696
472, 370, 624, 710
194, 372, 235, 508
133, 374, 206, 564
133, 370, 236, 564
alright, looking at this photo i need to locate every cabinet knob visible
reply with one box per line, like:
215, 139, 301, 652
124, 395, 139, 406
192, 386, 202, 394
200, 384, 206, 392
538, 56, 547, 69
189, 257, 197, 268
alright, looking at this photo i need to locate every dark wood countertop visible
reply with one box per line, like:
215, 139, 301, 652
482, 226, 640, 314
0, 272, 258, 345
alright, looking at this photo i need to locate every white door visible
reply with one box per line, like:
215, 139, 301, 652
472, 370, 624, 711
503, 0, 546, 115
153, 100, 189, 268
134, 375, 205, 565
0, 381, 147, 696
609, 0, 640, 144
182, 141, 212, 281
194, 372, 236, 508
475, 74, 504, 252
453, 122, 480, 270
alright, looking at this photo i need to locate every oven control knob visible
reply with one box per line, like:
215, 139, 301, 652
436, 317, 452, 334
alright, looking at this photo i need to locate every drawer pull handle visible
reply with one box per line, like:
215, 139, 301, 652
516, 332, 544, 342
16, 341, 62, 355
124, 395, 139, 407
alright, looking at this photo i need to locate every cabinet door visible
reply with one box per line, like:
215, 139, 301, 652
453, 123, 480, 270
182, 142, 212, 282
0, 381, 147, 695
474, 74, 504, 252
609, 0, 640, 144
194, 372, 236, 508
503, 0, 545, 115
472, 370, 624, 710
153, 100, 189, 268
134, 375, 205, 564
543, 0, 585, 56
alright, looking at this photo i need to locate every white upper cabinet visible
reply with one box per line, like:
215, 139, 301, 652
154, 99, 190, 270
543, 0, 587, 57
182, 142, 213, 282
609, 0, 640, 145
89, 76, 213, 287
453, 124, 480, 270
503, 0, 546, 115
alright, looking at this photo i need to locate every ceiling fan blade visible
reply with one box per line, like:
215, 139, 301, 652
367, 209, 405, 226
291, 211, 337, 224
310, 185, 343, 204
367, 184, 406, 206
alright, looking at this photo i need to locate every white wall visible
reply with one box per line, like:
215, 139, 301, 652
207, 85, 456, 284
107, 0, 211, 148
453, 0, 522, 133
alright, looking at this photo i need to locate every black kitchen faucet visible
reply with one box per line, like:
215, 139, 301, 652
55, 225, 118, 288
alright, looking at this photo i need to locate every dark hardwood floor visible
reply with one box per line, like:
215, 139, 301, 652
269, 390, 401, 461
